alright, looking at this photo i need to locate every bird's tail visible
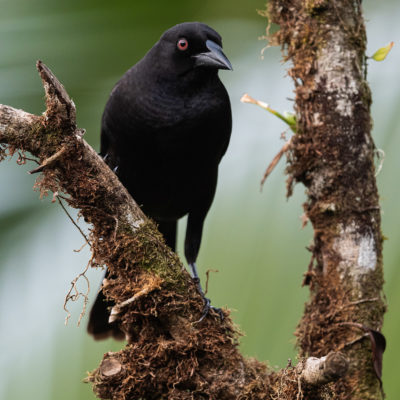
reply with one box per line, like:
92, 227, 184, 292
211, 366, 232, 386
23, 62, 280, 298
87, 277, 125, 341
87, 221, 176, 341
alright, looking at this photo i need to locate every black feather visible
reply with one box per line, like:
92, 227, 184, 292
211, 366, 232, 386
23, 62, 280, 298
88, 22, 232, 339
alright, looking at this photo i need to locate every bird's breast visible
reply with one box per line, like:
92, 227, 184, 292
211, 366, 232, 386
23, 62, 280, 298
103, 73, 231, 220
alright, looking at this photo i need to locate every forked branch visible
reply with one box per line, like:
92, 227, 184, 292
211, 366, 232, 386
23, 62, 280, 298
0, 61, 350, 399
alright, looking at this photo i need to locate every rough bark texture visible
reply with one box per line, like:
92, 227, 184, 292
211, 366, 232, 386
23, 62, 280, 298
267, 0, 385, 399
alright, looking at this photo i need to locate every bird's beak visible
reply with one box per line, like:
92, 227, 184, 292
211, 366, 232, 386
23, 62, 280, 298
193, 40, 233, 71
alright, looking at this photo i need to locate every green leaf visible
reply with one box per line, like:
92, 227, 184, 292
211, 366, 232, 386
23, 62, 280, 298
371, 42, 394, 61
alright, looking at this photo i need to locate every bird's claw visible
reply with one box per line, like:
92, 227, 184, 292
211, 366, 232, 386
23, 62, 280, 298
190, 263, 224, 323
192, 276, 201, 285
196, 294, 224, 323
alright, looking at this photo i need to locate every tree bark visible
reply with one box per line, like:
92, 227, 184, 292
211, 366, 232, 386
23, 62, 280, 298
0, 1, 385, 397
267, 0, 386, 398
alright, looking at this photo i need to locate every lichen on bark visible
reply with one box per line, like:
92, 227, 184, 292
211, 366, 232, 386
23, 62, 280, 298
267, 0, 385, 398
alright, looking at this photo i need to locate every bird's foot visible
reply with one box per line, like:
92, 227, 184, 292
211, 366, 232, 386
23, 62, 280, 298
198, 297, 224, 323
192, 277, 224, 323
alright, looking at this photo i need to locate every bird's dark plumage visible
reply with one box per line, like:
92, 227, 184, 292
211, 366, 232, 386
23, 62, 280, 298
88, 22, 232, 339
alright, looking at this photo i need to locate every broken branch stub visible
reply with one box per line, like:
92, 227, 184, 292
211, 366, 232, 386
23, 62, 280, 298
100, 356, 123, 377
298, 352, 349, 386
37, 60, 77, 129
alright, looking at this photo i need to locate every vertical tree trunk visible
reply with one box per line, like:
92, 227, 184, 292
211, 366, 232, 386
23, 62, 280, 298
267, 1, 385, 398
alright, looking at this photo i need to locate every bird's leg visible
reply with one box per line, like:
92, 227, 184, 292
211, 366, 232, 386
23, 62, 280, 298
189, 262, 224, 322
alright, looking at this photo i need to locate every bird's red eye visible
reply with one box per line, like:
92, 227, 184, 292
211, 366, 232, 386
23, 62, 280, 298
177, 38, 189, 51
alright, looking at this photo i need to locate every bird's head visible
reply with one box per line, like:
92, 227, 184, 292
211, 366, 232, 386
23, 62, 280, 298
153, 22, 232, 77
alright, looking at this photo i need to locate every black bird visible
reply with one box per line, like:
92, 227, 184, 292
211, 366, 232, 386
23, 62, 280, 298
88, 22, 232, 339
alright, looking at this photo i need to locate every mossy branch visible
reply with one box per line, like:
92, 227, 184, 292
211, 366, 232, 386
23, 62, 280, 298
0, 61, 350, 399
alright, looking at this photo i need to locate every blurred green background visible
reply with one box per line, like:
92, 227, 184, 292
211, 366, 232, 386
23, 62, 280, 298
0, 0, 399, 398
